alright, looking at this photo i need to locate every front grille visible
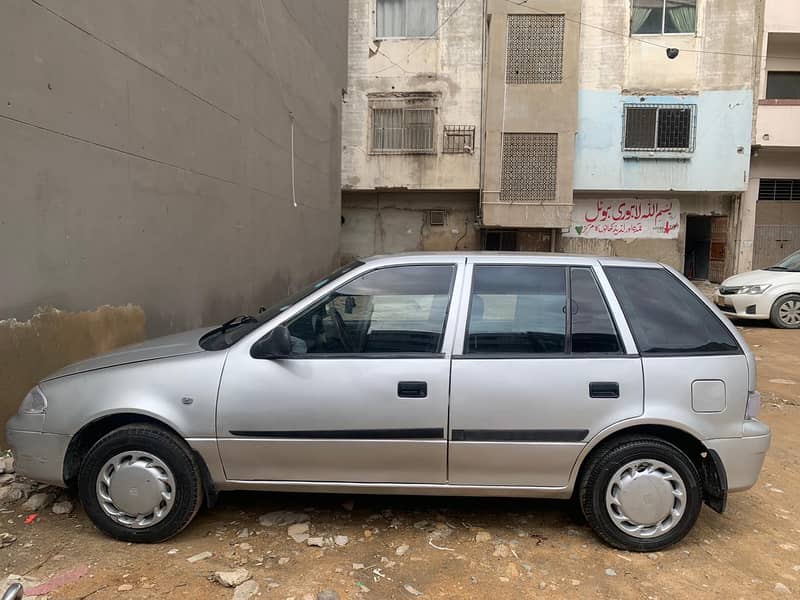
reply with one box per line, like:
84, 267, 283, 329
719, 286, 742, 295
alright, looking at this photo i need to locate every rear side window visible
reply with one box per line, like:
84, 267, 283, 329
604, 267, 740, 356
570, 268, 621, 354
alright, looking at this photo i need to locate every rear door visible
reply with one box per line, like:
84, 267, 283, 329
448, 257, 644, 487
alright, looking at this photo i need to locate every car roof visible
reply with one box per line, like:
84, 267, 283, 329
361, 251, 661, 268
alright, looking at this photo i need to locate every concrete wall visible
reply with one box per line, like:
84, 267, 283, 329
0, 0, 347, 333
0, 0, 347, 438
341, 190, 479, 261
341, 0, 483, 190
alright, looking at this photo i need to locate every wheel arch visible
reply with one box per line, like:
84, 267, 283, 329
63, 412, 217, 507
570, 421, 726, 513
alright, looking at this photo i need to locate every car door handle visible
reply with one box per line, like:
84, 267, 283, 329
398, 381, 427, 398
589, 381, 620, 398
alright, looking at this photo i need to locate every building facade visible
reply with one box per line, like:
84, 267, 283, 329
738, 0, 800, 271
341, 0, 484, 260
343, 0, 771, 282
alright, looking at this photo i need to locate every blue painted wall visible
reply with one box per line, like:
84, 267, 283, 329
574, 90, 752, 192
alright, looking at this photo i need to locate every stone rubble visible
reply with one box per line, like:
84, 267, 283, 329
212, 568, 251, 587
21, 492, 55, 512
258, 510, 309, 527
51, 500, 73, 515
233, 579, 259, 600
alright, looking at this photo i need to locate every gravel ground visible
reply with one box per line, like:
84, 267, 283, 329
1, 322, 798, 599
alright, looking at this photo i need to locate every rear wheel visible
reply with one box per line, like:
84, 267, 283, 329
579, 437, 702, 552
78, 424, 203, 543
770, 294, 800, 329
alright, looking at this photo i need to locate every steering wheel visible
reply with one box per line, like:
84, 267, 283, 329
330, 306, 355, 352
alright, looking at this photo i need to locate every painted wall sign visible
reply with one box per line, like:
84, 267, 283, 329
564, 199, 681, 239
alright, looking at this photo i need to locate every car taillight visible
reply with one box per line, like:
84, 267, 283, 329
746, 390, 762, 419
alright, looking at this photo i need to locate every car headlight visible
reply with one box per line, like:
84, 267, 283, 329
739, 284, 771, 295
19, 386, 47, 414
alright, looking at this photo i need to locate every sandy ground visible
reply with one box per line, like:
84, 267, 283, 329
1, 322, 799, 599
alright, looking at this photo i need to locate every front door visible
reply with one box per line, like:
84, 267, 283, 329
448, 260, 644, 487
216, 263, 460, 483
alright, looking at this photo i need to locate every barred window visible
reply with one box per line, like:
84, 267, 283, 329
623, 104, 696, 152
758, 179, 800, 202
372, 107, 435, 153
501, 133, 558, 202
442, 125, 475, 153
506, 14, 565, 84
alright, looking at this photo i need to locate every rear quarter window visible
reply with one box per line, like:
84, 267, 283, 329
604, 266, 740, 356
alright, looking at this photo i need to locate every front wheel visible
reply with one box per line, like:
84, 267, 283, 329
770, 294, 800, 329
78, 424, 203, 543
579, 437, 702, 552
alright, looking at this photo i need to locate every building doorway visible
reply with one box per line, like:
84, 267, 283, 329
684, 215, 728, 282
482, 229, 518, 250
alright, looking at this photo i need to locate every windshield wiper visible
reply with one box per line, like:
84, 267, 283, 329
219, 314, 257, 332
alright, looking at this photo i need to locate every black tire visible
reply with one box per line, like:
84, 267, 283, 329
78, 424, 203, 543
578, 437, 702, 552
770, 294, 800, 329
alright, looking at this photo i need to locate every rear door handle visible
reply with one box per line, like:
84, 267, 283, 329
589, 381, 620, 398
398, 381, 427, 398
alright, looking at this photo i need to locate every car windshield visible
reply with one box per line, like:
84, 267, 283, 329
766, 251, 800, 272
199, 261, 363, 350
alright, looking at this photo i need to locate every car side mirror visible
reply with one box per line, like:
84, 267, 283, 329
250, 325, 292, 359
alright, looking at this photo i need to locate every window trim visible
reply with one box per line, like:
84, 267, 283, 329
630, 0, 698, 37
374, 0, 439, 41
622, 103, 697, 154
460, 263, 626, 358
603, 266, 743, 358
266, 263, 459, 359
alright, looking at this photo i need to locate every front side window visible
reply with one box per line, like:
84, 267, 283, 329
376, 0, 438, 38
623, 104, 695, 152
466, 265, 567, 354
287, 265, 454, 355
631, 0, 696, 35
604, 267, 740, 355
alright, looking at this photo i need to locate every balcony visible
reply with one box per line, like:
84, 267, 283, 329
757, 102, 800, 148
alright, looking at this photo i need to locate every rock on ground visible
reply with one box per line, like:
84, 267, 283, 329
288, 522, 310, 543
0, 455, 14, 474
186, 551, 213, 563
258, 510, 308, 527
334, 535, 349, 547
0, 533, 16, 548
475, 531, 491, 543
21, 492, 55, 511
213, 568, 251, 587
396, 543, 410, 556
317, 591, 340, 600
51, 500, 73, 515
233, 579, 259, 600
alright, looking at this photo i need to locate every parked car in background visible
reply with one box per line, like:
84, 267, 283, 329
6, 253, 770, 552
713, 250, 800, 328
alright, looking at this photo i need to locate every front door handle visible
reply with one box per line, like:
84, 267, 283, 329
590, 381, 620, 398
398, 381, 427, 398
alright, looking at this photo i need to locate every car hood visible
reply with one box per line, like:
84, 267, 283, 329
721, 269, 800, 287
43, 327, 213, 381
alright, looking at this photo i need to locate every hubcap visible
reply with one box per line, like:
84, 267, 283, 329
605, 459, 686, 539
96, 451, 176, 529
779, 300, 800, 326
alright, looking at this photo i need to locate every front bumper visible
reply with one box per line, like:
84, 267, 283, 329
712, 291, 771, 320
5, 427, 70, 488
705, 420, 771, 492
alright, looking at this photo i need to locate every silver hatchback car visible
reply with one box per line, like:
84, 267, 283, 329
6, 253, 770, 551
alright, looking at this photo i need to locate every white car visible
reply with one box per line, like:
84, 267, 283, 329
714, 250, 800, 328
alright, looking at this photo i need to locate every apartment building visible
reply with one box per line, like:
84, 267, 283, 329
342, 1, 767, 282
340, 0, 484, 260
738, 0, 800, 271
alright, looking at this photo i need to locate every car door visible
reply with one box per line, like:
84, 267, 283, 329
216, 261, 461, 484
448, 257, 644, 487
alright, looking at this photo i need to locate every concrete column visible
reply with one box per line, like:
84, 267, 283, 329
735, 176, 759, 273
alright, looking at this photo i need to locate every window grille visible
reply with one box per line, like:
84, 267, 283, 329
500, 133, 558, 202
372, 106, 435, 154
442, 125, 475, 153
506, 14, 565, 84
623, 104, 696, 152
759, 179, 800, 202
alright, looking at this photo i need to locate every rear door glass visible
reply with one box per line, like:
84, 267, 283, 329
604, 267, 740, 355
570, 268, 622, 354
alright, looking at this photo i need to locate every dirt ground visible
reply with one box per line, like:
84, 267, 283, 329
1, 323, 799, 599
